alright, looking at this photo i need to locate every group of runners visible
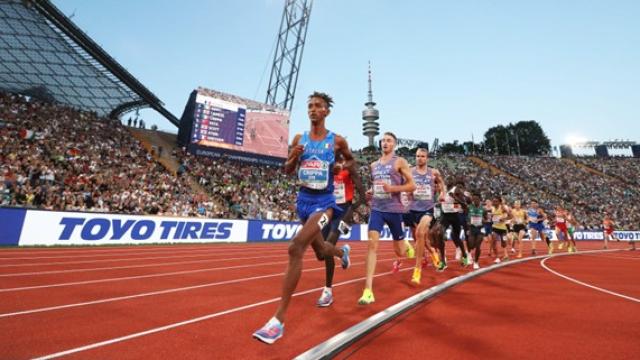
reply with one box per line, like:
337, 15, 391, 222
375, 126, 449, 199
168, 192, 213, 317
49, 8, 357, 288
253, 92, 632, 344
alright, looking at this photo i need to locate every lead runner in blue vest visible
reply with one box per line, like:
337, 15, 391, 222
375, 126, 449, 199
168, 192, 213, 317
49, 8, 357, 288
253, 92, 354, 345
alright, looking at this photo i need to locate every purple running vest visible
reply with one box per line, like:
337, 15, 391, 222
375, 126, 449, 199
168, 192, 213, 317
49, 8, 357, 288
409, 167, 435, 211
371, 156, 405, 213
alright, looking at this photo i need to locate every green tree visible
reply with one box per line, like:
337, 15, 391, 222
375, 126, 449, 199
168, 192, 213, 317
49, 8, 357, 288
484, 121, 550, 155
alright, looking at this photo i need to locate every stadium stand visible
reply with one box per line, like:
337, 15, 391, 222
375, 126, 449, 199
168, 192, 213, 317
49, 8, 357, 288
2, 89, 637, 231
0, 92, 215, 217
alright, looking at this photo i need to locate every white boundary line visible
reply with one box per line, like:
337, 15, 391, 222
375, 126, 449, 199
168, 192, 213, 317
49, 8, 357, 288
30, 267, 411, 360
0, 253, 294, 277
0, 249, 287, 268
540, 257, 640, 303
0, 249, 396, 291
0, 244, 288, 258
0, 245, 284, 261
294, 249, 625, 360
0, 245, 387, 277
0, 254, 399, 317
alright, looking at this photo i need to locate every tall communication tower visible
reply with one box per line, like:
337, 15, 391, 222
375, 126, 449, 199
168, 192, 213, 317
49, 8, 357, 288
265, 0, 313, 111
362, 62, 380, 147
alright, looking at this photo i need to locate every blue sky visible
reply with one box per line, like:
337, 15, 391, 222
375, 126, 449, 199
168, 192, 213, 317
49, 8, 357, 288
54, 0, 639, 152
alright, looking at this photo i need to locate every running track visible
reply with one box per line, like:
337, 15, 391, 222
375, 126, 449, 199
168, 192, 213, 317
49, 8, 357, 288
0, 241, 635, 359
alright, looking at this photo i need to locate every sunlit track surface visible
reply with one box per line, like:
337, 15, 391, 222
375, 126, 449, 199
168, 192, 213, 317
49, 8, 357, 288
0, 241, 633, 359
336, 246, 639, 360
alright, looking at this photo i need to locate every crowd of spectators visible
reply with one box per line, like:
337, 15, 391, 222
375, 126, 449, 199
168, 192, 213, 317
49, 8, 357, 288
2, 91, 638, 230
0, 92, 214, 217
576, 157, 640, 187
485, 156, 640, 230
177, 149, 298, 221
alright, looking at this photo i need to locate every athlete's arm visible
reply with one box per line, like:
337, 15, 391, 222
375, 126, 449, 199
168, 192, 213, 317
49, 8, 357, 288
347, 161, 367, 209
335, 135, 355, 171
284, 134, 303, 174
365, 161, 375, 202
432, 169, 446, 196
384, 157, 416, 193
504, 205, 513, 220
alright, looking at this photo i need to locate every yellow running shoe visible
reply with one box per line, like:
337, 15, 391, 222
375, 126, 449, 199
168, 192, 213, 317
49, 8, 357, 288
405, 240, 415, 259
358, 288, 375, 305
558, 242, 564, 250
431, 251, 441, 268
548, 244, 554, 255
411, 268, 421, 285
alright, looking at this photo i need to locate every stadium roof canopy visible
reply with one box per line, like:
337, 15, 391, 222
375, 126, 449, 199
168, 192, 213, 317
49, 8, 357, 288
0, 0, 178, 125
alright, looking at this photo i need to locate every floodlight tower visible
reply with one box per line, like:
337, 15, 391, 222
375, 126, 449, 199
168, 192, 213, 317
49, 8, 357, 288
265, 0, 313, 111
362, 62, 380, 147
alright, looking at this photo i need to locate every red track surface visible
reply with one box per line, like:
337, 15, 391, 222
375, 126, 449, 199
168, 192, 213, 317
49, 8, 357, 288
339, 248, 640, 360
0, 241, 634, 359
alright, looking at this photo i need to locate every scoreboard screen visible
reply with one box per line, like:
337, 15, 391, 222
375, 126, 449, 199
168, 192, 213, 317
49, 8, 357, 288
188, 89, 289, 159
192, 94, 246, 146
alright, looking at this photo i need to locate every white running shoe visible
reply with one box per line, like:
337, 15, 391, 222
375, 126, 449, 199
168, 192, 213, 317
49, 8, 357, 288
455, 248, 462, 261
473, 262, 480, 270
494, 257, 501, 264
316, 287, 333, 307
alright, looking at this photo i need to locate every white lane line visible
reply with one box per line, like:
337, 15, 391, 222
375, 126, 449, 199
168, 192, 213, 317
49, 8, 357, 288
0, 250, 396, 292
540, 257, 640, 303
0, 253, 289, 277
30, 267, 409, 360
0, 251, 392, 284
0, 243, 372, 267
0, 244, 288, 257
0, 245, 285, 261
0, 251, 282, 268
1, 255, 398, 319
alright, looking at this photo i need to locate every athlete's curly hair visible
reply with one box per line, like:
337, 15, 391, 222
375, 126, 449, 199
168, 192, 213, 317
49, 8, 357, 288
308, 91, 334, 108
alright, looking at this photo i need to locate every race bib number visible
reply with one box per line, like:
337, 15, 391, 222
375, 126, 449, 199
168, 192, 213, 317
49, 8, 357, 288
334, 182, 346, 204
413, 184, 432, 201
557, 217, 565, 223
442, 203, 457, 213
492, 214, 502, 223
515, 217, 524, 224
470, 215, 483, 226
373, 177, 391, 199
298, 159, 329, 190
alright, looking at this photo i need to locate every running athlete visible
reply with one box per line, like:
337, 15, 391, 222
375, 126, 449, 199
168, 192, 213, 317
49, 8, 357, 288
483, 199, 495, 257
438, 177, 471, 269
527, 199, 551, 255
503, 202, 516, 255
511, 201, 527, 258
253, 92, 352, 344
602, 213, 619, 250
406, 148, 444, 284
566, 211, 578, 252
554, 205, 571, 252
316, 151, 366, 307
455, 186, 472, 262
491, 196, 511, 263
359, 132, 416, 305
467, 192, 488, 269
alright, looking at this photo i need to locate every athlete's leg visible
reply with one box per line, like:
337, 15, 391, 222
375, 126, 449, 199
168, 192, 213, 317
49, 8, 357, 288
275, 209, 337, 322
529, 228, 538, 253
447, 214, 468, 264
517, 229, 525, 257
